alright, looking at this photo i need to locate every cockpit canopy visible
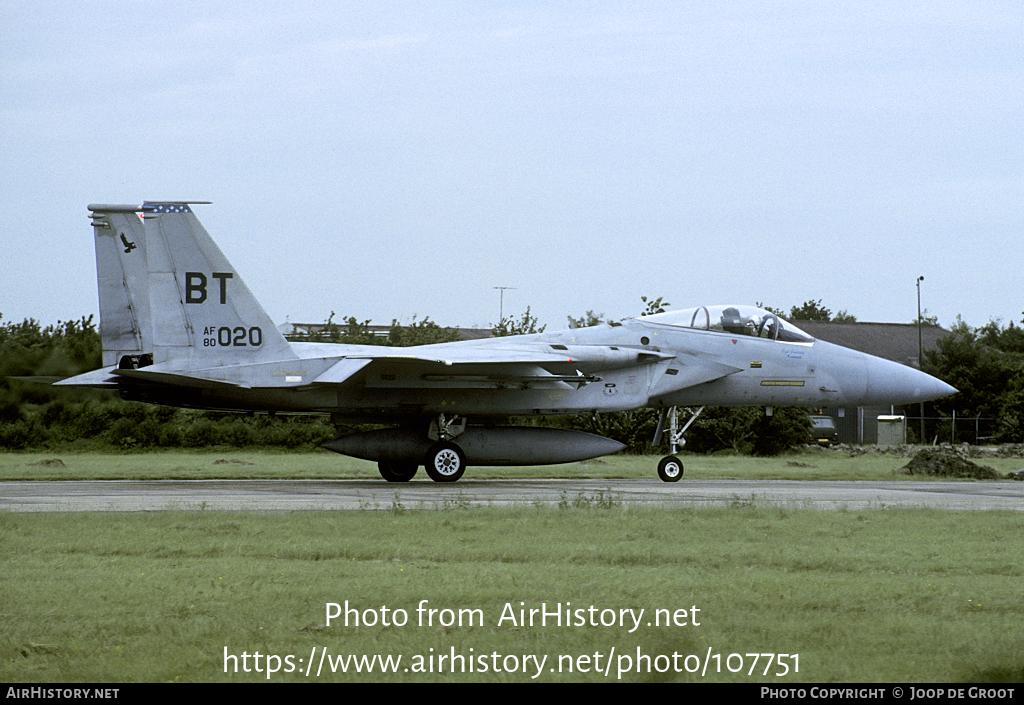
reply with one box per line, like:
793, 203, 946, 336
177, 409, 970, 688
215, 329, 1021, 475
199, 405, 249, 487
643, 305, 815, 344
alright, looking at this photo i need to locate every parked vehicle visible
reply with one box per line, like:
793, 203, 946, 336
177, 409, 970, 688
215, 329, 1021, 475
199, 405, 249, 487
808, 415, 839, 446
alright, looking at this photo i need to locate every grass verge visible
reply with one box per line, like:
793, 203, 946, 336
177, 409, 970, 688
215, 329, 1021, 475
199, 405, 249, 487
1, 505, 1022, 683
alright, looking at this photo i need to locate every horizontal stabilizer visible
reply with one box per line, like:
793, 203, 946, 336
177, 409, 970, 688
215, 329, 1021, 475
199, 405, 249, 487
10, 375, 95, 386
52, 368, 120, 388
112, 368, 249, 390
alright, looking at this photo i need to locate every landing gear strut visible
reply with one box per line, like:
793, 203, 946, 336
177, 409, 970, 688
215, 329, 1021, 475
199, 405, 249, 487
653, 406, 704, 482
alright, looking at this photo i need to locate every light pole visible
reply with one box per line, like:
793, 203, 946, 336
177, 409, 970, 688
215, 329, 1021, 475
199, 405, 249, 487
494, 287, 516, 324
917, 276, 925, 444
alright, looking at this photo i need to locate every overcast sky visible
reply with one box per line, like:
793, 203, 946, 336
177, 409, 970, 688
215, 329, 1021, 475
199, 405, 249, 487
3, 1, 1021, 334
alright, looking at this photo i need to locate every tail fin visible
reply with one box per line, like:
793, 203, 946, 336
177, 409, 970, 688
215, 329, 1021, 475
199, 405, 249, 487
141, 202, 295, 366
88, 204, 152, 368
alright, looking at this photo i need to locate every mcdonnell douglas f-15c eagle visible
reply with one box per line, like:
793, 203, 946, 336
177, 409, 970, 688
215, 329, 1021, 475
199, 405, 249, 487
58, 202, 955, 482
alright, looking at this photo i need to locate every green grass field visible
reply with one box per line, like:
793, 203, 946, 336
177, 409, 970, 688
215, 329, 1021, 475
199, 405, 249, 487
2, 450, 1022, 683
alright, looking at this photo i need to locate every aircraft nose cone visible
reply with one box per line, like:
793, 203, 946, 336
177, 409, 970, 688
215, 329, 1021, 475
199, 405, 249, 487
934, 379, 958, 399
864, 355, 957, 405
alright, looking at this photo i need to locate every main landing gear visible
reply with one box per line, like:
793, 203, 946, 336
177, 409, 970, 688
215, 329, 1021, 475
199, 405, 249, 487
376, 414, 468, 483
653, 406, 704, 482
424, 441, 466, 483
377, 461, 418, 483
376, 442, 467, 483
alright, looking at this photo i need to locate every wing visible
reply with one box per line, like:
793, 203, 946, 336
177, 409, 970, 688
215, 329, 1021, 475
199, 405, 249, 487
309, 344, 677, 391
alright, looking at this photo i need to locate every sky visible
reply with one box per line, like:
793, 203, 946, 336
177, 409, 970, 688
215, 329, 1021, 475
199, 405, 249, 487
2, 1, 1022, 334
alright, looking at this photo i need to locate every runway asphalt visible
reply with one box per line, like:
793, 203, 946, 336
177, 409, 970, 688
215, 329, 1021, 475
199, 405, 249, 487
2, 478, 1022, 512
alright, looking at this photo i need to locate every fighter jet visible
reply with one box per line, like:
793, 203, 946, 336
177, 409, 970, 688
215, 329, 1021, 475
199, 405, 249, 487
58, 202, 956, 482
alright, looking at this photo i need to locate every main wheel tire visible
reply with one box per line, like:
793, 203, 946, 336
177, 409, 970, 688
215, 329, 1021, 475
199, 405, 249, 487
378, 461, 418, 482
657, 455, 684, 482
424, 441, 466, 483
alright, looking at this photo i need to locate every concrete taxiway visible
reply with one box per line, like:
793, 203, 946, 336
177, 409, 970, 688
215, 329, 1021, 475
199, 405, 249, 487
2, 479, 1022, 512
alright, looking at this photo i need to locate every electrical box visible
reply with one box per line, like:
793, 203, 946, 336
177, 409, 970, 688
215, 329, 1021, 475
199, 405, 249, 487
877, 415, 906, 446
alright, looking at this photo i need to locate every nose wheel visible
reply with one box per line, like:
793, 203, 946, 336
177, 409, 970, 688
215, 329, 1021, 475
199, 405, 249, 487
424, 441, 466, 482
657, 455, 684, 482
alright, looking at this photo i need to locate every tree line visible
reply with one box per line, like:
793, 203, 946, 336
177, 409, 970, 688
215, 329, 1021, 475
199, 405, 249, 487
924, 317, 1024, 442
0, 314, 335, 451
2, 299, 1023, 452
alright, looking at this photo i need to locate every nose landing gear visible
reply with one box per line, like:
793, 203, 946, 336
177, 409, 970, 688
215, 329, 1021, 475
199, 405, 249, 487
653, 405, 704, 482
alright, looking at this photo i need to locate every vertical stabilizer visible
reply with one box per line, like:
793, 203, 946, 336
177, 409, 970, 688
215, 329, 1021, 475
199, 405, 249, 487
88, 205, 152, 368
141, 203, 295, 366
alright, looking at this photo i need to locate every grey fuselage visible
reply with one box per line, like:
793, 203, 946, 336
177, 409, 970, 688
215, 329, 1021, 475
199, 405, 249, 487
118, 315, 951, 423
